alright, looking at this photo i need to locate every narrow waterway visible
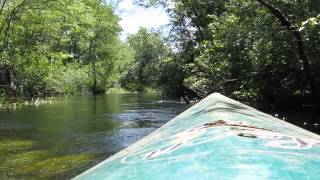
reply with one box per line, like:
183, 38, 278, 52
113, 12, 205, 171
0, 93, 319, 179
0, 93, 190, 179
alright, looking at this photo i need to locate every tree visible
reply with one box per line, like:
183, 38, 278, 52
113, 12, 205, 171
137, 0, 320, 103
123, 28, 168, 91
0, 0, 123, 97
84, 0, 121, 94
255, 0, 318, 98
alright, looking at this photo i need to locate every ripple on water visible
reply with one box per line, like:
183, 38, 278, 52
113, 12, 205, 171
0, 94, 189, 179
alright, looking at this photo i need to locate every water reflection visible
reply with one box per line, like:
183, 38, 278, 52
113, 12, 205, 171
256, 105, 320, 135
0, 93, 189, 179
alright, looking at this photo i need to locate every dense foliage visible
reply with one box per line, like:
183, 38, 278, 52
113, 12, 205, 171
120, 28, 168, 91
0, 0, 133, 97
1, 0, 319, 105
135, 0, 320, 104
119, 28, 190, 97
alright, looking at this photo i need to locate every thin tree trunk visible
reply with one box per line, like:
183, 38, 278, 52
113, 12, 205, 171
0, 0, 7, 16
256, 0, 318, 98
89, 41, 98, 94
92, 54, 97, 94
1, 10, 14, 51
0, 0, 27, 53
189, 6, 205, 40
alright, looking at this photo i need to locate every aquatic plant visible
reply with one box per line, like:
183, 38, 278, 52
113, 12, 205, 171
0, 140, 36, 156
17, 154, 95, 179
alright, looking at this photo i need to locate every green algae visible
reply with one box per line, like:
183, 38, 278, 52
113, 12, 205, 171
4, 150, 50, 167
0, 139, 94, 179
0, 150, 50, 178
1, 152, 95, 179
0, 139, 36, 156
19, 154, 95, 178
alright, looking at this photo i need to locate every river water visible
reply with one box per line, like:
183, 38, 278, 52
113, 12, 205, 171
0, 94, 189, 179
0, 93, 319, 179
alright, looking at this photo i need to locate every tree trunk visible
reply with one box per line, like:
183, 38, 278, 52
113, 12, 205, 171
90, 42, 98, 94
256, 0, 318, 98
0, 0, 7, 16
0, 0, 26, 53
1, 10, 14, 51
92, 55, 97, 94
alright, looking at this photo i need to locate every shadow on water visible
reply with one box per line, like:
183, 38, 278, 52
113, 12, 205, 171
255, 105, 320, 135
0, 93, 189, 179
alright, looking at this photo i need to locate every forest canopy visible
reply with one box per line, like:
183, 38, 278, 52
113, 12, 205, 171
1, 0, 319, 105
136, 0, 320, 104
0, 0, 129, 97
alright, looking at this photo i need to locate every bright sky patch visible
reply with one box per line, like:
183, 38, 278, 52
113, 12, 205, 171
115, 0, 169, 41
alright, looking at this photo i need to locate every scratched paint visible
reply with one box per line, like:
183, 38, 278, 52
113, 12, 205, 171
74, 93, 320, 180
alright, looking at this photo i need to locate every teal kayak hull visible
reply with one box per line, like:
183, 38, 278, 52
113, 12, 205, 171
74, 93, 320, 179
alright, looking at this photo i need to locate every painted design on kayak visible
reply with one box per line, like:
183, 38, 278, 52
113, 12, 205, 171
141, 120, 320, 160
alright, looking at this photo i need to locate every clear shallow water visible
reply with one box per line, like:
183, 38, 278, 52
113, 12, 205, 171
0, 93, 189, 179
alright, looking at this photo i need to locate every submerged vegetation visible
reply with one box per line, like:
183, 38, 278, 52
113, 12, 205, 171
0, 139, 95, 179
1, 0, 320, 106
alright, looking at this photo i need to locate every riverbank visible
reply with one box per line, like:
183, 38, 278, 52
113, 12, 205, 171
0, 87, 165, 110
0, 97, 56, 110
